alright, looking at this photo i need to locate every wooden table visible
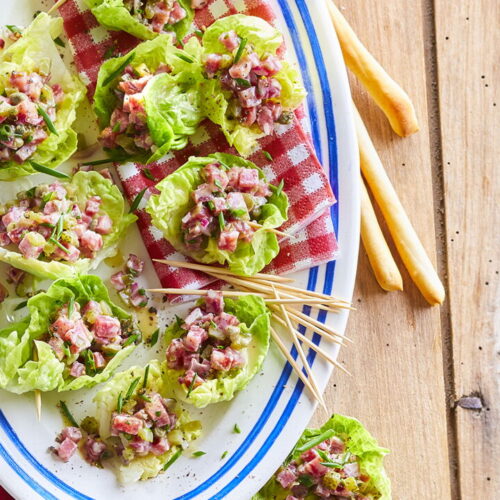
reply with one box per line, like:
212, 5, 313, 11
311, 1, 499, 498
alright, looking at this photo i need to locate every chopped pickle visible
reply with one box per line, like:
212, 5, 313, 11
323, 470, 342, 490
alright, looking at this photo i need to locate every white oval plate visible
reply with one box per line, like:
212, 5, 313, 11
0, 0, 359, 498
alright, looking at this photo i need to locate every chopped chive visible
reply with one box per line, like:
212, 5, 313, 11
214, 179, 223, 190
149, 328, 160, 347
192, 451, 206, 457
138, 393, 151, 402
295, 429, 335, 453
233, 38, 247, 64
30, 161, 70, 179
163, 448, 182, 471
234, 78, 251, 87
117, 392, 123, 413
207, 200, 215, 212
55, 215, 64, 239
54, 37, 65, 48
103, 52, 136, 87
81, 158, 114, 166
298, 475, 314, 487
103, 45, 116, 60
177, 39, 185, 48
37, 106, 58, 136
14, 300, 28, 311
40, 222, 55, 228
123, 334, 139, 347
275, 178, 284, 197
319, 461, 345, 469
68, 297, 75, 318
233, 423, 241, 434
83, 349, 96, 375
6, 25, 22, 34
220, 450, 228, 460
112, 122, 121, 133
50, 238, 70, 254
186, 373, 198, 398
194, 29, 203, 37
142, 168, 155, 181
142, 364, 150, 388
218, 212, 225, 230
129, 188, 147, 213
125, 376, 141, 400
175, 53, 194, 63
262, 150, 273, 161
25, 186, 37, 198
59, 400, 79, 427
175, 315, 184, 328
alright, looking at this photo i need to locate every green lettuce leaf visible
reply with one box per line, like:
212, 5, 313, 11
254, 414, 391, 500
199, 14, 306, 155
0, 171, 136, 279
0, 13, 86, 180
0, 275, 139, 394
164, 294, 270, 408
93, 35, 204, 164
146, 153, 289, 276
94, 360, 202, 483
86, 0, 193, 41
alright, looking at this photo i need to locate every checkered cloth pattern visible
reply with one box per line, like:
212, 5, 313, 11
55, 0, 339, 289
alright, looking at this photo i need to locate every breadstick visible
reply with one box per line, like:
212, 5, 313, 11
354, 105, 445, 305
327, 1, 419, 137
360, 178, 403, 291
48, 0, 69, 14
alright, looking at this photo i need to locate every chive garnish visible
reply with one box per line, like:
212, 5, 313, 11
54, 37, 65, 48
218, 212, 225, 230
25, 187, 37, 198
207, 200, 215, 212
163, 449, 182, 471
186, 373, 198, 398
6, 25, 22, 34
117, 392, 123, 412
233, 423, 241, 434
175, 315, 184, 328
263, 150, 273, 161
233, 38, 247, 64
30, 161, 70, 179
81, 158, 114, 166
14, 300, 28, 311
138, 393, 151, 402
194, 29, 203, 37
149, 328, 160, 346
295, 429, 335, 453
83, 349, 96, 375
112, 122, 121, 133
177, 39, 185, 48
50, 238, 70, 254
221, 450, 228, 459
103, 45, 116, 60
192, 451, 206, 457
275, 178, 284, 196
59, 400, 79, 427
175, 53, 194, 63
103, 53, 136, 87
142, 364, 150, 388
122, 334, 138, 347
129, 188, 147, 213
234, 78, 251, 87
37, 106, 58, 136
125, 376, 141, 400
142, 168, 155, 181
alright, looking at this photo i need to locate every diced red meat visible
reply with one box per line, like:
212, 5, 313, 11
53, 244, 80, 263
301, 456, 329, 478
126, 254, 144, 275
151, 2, 170, 32
241, 106, 257, 126
204, 54, 223, 76
216, 311, 239, 332
314, 483, 332, 498
290, 484, 309, 498
51, 315, 75, 337
0, 232, 10, 246
99, 127, 117, 148
257, 105, 275, 135
183, 325, 209, 352
54, 437, 78, 462
144, 393, 171, 427
59, 427, 82, 443
66, 322, 92, 354
229, 56, 253, 79
166, 338, 187, 369
329, 436, 345, 454
204, 290, 224, 314
253, 55, 282, 77
168, 2, 187, 24
70, 361, 86, 377
193, 183, 214, 203
129, 437, 151, 455
210, 347, 245, 371
277, 464, 298, 489
300, 448, 318, 463
49, 337, 65, 360
85, 437, 107, 463
128, 281, 148, 308
111, 413, 143, 435
110, 271, 127, 291
191, 0, 208, 8
218, 228, 239, 252
150, 437, 170, 456
94, 215, 113, 235
85, 196, 101, 216
81, 300, 101, 319
93, 351, 106, 369
18, 233, 45, 259
237, 168, 259, 192
93, 315, 121, 339
238, 87, 262, 108
343, 461, 360, 478
30, 128, 49, 145
178, 368, 204, 388
186, 357, 211, 378
6, 267, 25, 284
118, 76, 150, 96
16, 99, 42, 126
0, 39, 4, 50
2, 206, 25, 228
203, 163, 229, 191
52, 84, 64, 104
183, 307, 203, 327
80, 230, 103, 253
13, 144, 37, 163
219, 30, 240, 51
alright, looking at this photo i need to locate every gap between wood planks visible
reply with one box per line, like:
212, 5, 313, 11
421, 1, 460, 498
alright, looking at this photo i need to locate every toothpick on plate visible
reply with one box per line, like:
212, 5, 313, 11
146, 288, 260, 298
246, 221, 293, 239
48, 0, 69, 14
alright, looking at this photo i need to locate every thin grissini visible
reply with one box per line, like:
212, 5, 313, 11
48, 0, 69, 14
327, 1, 419, 137
354, 105, 445, 305
360, 177, 403, 292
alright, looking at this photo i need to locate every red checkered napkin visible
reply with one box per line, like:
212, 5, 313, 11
55, 0, 339, 289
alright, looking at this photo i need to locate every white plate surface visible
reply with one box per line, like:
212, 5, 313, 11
0, 0, 359, 498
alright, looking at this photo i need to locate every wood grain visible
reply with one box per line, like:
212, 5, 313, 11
312, 0, 452, 498
434, 0, 500, 497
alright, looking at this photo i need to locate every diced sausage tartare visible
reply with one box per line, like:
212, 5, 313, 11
123, 0, 187, 35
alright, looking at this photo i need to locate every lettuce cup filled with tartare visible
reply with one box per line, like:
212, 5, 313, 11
254, 414, 391, 500
93, 35, 204, 163
86, 0, 193, 42
164, 290, 270, 408
198, 14, 306, 155
147, 153, 288, 276
0, 275, 141, 393
90, 360, 202, 482
0, 171, 136, 279
0, 13, 85, 180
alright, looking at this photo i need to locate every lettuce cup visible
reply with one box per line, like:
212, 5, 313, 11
147, 153, 288, 276
92, 360, 202, 482
199, 14, 306, 155
0, 171, 136, 279
0, 275, 141, 393
164, 290, 270, 408
0, 13, 85, 180
86, 0, 193, 42
254, 414, 391, 500
93, 35, 204, 164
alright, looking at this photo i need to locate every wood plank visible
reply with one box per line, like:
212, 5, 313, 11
311, 1, 452, 498
434, 0, 500, 497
